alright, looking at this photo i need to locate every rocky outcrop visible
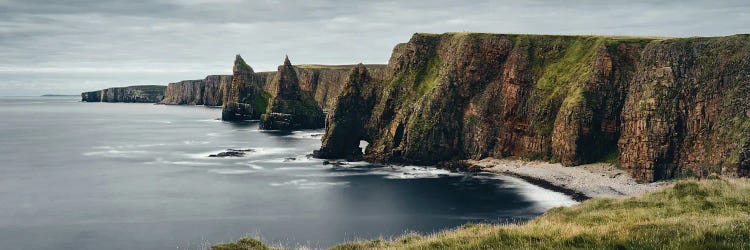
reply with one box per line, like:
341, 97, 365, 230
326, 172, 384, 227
160, 75, 232, 106
317, 33, 750, 182
222, 55, 269, 121
259, 56, 326, 130
81, 85, 166, 103
220, 55, 387, 121
618, 35, 750, 182
314, 64, 376, 160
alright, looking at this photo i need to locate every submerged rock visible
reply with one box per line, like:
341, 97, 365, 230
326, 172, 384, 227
322, 160, 348, 166
208, 148, 255, 158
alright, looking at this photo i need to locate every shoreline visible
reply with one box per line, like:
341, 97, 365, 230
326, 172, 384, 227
467, 158, 667, 200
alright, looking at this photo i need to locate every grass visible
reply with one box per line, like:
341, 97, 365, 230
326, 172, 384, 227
211, 237, 274, 250
525, 36, 605, 137
330, 178, 750, 250
253, 91, 271, 115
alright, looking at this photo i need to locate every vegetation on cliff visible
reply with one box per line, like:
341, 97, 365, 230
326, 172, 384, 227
211, 178, 749, 249
220, 54, 387, 122
330, 178, 750, 249
318, 32, 750, 182
259, 56, 326, 130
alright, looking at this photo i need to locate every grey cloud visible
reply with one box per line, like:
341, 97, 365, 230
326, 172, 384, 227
0, 0, 749, 95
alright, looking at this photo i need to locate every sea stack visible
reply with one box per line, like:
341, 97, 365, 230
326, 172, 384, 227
222, 55, 269, 121
315, 64, 374, 160
259, 56, 325, 130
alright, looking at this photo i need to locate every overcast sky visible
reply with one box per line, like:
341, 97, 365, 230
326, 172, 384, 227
1, 0, 748, 95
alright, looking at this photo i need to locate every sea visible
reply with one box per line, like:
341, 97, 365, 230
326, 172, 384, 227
0, 96, 575, 249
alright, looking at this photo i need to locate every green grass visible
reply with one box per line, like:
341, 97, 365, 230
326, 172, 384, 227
525, 36, 605, 137
253, 91, 271, 115
331, 178, 750, 250
211, 237, 274, 250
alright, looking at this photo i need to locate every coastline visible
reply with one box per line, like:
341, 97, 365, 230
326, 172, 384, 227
467, 158, 667, 200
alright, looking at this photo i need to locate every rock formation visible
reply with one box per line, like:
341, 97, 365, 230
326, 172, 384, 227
222, 55, 266, 121
81, 85, 166, 103
314, 64, 377, 160
160, 75, 232, 106
259, 56, 326, 130
317, 33, 750, 182
618, 35, 750, 181
220, 55, 387, 121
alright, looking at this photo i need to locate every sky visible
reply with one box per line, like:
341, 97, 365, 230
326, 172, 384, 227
0, 0, 749, 96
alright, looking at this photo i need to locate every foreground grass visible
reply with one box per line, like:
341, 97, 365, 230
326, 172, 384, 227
213, 178, 750, 250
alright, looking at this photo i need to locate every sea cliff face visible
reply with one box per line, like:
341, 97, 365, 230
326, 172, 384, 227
81, 85, 166, 103
318, 33, 750, 182
618, 35, 750, 181
220, 55, 387, 121
160, 75, 232, 106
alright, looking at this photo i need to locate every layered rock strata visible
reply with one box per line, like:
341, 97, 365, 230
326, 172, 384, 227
160, 75, 233, 106
317, 33, 750, 182
220, 55, 387, 121
259, 56, 326, 130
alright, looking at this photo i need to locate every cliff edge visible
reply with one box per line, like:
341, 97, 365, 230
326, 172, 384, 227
318, 33, 750, 182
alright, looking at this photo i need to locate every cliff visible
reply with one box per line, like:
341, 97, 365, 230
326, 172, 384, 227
619, 35, 750, 181
81, 85, 166, 103
318, 33, 750, 182
221, 55, 387, 121
160, 75, 233, 106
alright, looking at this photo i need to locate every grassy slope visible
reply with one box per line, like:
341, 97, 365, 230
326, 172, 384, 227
211, 179, 750, 250
331, 178, 750, 250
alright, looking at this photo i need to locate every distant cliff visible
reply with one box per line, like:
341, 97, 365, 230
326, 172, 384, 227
221, 55, 387, 121
160, 75, 232, 106
81, 85, 166, 103
317, 33, 750, 182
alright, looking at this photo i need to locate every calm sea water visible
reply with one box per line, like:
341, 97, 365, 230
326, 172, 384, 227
0, 96, 575, 249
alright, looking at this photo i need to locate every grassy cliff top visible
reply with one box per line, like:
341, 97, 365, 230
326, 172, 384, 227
412, 32, 676, 40
296, 64, 387, 70
252, 64, 388, 75
332, 178, 750, 250
212, 178, 750, 249
411, 32, 750, 44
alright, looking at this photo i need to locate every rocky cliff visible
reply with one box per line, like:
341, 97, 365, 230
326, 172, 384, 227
221, 55, 387, 121
81, 85, 166, 103
619, 35, 750, 181
259, 56, 326, 130
160, 75, 232, 106
318, 33, 750, 182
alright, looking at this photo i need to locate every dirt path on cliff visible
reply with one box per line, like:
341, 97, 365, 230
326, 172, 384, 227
468, 158, 667, 199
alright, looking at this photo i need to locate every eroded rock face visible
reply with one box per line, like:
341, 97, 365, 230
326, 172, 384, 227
618, 35, 750, 181
314, 64, 375, 160
222, 55, 267, 121
220, 55, 387, 122
81, 85, 166, 103
259, 57, 325, 130
160, 75, 233, 106
318, 33, 750, 182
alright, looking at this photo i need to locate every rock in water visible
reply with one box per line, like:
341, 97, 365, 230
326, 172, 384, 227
208, 148, 255, 158
259, 56, 325, 130
222, 54, 272, 121
317, 33, 750, 182
315, 64, 373, 160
